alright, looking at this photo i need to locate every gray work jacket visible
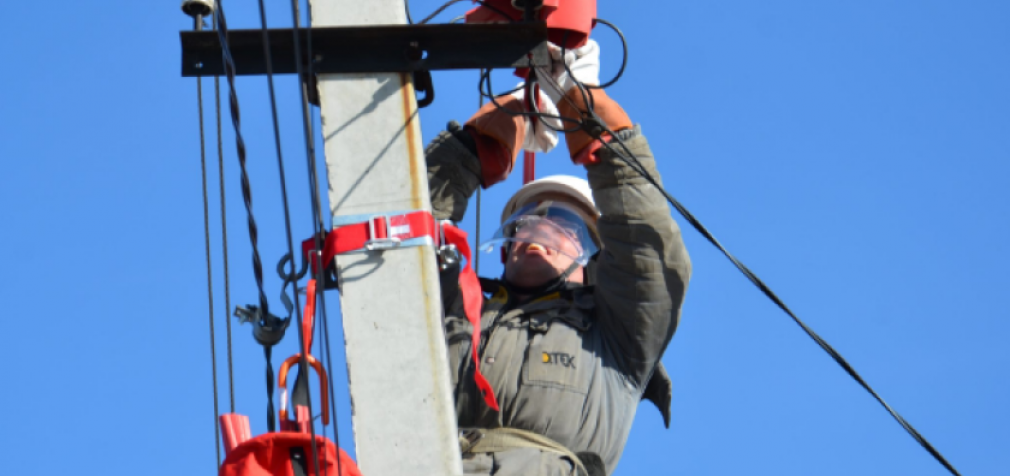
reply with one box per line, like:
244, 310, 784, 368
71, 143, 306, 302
430, 127, 691, 476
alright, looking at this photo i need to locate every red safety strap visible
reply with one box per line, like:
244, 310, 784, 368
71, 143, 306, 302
300, 212, 498, 411
301, 279, 317, 356
442, 223, 500, 411
302, 211, 437, 275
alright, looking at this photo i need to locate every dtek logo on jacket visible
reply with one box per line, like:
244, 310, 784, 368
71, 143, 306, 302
542, 352, 576, 369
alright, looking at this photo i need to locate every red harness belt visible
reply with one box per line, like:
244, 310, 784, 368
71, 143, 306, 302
301, 211, 499, 411
442, 223, 500, 411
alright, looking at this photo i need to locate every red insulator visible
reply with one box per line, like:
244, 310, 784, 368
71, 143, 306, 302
466, 0, 597, 49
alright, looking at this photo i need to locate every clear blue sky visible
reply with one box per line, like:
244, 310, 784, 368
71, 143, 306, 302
1, 1, 1006, 475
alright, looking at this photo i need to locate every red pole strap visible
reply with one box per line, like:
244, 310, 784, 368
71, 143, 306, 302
299, 212, 499, 411
301, 279, 317, 356
442, 224, 500, 411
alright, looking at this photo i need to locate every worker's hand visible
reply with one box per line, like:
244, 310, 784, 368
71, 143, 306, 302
541, 39, 601, 106
509, 84, 562, 153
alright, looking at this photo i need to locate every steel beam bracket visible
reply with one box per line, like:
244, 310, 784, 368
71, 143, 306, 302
180, 22, 551, 77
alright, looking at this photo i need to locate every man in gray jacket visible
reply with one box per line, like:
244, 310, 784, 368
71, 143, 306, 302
425, 42, 691, 476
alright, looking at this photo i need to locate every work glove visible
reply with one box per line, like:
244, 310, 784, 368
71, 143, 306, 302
540, 39, 601, 105
509, 83, 563, 153
535, 39, 634, 164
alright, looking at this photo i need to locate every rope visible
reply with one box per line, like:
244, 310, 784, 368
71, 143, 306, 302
197, 68, 223, 470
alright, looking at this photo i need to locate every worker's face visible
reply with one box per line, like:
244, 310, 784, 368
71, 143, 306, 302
503, 219, 584, 288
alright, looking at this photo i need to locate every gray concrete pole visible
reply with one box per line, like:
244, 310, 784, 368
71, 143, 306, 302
307, 1, 464, 475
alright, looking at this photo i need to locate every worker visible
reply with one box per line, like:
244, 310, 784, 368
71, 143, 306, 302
425, 40, 692, 476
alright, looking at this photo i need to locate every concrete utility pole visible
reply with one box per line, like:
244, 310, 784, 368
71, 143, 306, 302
307, 1, 463, 475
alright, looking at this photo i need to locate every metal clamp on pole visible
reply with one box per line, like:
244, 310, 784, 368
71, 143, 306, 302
436, 220, 461, 271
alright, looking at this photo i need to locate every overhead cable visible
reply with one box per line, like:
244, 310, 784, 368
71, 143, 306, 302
212, 10, 236, 416
196, 58, 223, 472
186, 7, 223, 467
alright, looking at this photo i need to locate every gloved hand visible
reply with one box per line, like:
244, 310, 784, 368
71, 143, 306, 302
509, 83, 562, 153
540, 39, 601, 105
534, 39, 634, 164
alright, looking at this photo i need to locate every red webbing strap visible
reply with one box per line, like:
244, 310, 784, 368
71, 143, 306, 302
442, 224, 500, 411
321, 211, 436, 267
302, 210, 438, 277
301, 279, 317, 356
299, 212, 498, 410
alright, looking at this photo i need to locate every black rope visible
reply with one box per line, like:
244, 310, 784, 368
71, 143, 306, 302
212, 10, 236, 416
476, 21, 963, 475
196, 47, 223, 468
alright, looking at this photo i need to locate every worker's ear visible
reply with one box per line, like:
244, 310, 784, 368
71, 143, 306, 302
500, 247, 507, 264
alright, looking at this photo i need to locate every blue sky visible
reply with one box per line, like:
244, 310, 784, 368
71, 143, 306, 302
1, 1, 1007, 475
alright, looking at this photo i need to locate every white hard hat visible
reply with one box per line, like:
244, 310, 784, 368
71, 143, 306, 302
500, 175, 598, 225
497, 175, 600, 254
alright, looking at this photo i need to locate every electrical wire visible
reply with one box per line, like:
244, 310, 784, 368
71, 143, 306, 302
195, 57, 222, 469
475, 71, 485, 274
586, 18, 627, 90
418, 0, 469, 24
573, 55, 963, 476
286, 0, 343, 474
253, 0, 321, 473
212, 0, 273, 364
478, 68, 582, 133
212, 10, 236, 416
597, 123, 961, 476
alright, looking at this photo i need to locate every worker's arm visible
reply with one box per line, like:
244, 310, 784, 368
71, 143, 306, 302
425, 95, 528, 222
563, 89, 693, 389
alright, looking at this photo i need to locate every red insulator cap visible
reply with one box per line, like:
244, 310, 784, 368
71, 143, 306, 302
466, 0, 596, 49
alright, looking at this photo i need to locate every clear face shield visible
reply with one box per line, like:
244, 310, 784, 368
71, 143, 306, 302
480, 202, 599, 266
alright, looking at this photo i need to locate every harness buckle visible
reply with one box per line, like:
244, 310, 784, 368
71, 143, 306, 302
330, 210, 437, 255
363, 214, 403, 251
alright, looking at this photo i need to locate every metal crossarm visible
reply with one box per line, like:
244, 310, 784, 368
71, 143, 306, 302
181, 23, 550, 77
